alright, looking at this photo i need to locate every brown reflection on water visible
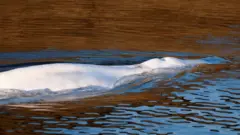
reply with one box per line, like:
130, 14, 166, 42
0, 0, 240, 134
0, 87, 188, 134
0, 0, 240, 55
0, 63, 239, 134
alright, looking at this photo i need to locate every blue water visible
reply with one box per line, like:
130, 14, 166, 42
0, 50, 239, 135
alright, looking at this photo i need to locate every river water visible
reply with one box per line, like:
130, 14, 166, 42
0, 50, 239, 135
0, 0, 239, 135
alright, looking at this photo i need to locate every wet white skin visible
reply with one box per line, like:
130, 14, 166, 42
0, 56, 228, 91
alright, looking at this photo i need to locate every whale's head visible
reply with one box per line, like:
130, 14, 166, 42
140, 56, 230, 70
140, 57, 186, 69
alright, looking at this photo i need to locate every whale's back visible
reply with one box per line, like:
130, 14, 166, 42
0, 56, 229, 92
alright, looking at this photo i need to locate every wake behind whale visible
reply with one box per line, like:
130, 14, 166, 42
0, 56, 228, 104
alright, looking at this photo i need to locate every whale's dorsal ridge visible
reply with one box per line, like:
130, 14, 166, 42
140, 57, 185, 69
140, 58, 162, 69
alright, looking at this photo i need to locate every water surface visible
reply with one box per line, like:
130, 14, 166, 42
0, 50, 239, 135
0, 0, 240, 134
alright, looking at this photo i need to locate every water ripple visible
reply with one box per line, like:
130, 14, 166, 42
0, 51, 239, 135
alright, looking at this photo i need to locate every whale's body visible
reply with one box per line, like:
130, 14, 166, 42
0, 57, 227, 91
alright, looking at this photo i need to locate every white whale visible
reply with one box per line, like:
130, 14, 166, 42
0, 57, 228, 92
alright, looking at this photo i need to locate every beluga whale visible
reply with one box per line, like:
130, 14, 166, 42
0, 56, 228, 92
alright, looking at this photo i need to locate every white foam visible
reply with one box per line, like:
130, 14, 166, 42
0, 56, 228, 92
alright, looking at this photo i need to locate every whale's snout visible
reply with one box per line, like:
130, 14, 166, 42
201, 56, 230, 64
